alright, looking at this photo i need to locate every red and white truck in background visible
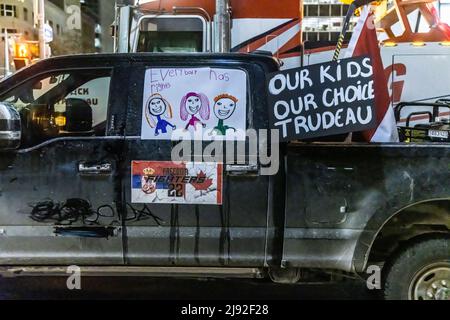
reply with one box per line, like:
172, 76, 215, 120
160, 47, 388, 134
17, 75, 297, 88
114, 0, 303, 67
115, 0, 450, 126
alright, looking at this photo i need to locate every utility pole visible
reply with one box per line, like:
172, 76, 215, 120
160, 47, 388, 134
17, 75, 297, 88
3, 29, 10, 76
214, 0, 231, 53
117, 5, 132, 53
37, 0, 46, 59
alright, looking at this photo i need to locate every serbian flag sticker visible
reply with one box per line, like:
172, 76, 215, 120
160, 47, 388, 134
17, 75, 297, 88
131, 161, 223, 205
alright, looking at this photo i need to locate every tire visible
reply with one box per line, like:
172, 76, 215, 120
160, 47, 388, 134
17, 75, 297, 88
383, 235, 450, 300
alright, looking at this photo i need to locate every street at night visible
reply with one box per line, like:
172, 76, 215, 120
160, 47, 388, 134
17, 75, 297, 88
0, 276, 377, 300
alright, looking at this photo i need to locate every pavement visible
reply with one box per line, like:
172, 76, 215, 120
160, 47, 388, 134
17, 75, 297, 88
0, 276, 380, 300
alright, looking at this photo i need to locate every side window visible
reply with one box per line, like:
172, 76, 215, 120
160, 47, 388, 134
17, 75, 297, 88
137, 17, 205, 53
0, 69, 112, 147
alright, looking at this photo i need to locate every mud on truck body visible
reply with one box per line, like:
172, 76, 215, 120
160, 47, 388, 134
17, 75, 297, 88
0, 53, 448, 300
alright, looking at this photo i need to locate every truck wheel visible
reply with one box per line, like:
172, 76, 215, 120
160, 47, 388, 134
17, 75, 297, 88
383, 236, 450, 300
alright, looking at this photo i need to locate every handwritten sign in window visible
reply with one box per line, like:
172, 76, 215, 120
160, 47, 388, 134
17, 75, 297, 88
141, 67, 247, 141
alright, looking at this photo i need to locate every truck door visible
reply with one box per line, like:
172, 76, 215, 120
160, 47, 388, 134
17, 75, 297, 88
0, 65, 127, 265
282, 144, 376, 270
122, 59, 275, 267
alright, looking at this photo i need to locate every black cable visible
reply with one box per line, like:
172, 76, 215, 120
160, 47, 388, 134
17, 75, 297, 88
29, 199, 118, 226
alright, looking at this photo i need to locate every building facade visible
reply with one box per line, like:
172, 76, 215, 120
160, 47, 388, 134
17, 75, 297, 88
302, 0, 357, 49
1, 0, 115, 75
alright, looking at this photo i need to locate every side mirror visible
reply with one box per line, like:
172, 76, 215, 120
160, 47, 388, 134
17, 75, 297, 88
0, 102, 21, 150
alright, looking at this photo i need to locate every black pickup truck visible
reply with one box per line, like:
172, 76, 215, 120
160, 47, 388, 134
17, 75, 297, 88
0, 53, 448, 300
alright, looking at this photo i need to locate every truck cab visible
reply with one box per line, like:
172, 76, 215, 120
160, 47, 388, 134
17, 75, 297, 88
0, 53, 448, 300
0, 52, 281, 267
115, 0, 303, 69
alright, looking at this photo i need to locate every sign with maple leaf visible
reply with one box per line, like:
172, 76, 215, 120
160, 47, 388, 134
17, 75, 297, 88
191, 170, 214, 191
132, 161, 223, 205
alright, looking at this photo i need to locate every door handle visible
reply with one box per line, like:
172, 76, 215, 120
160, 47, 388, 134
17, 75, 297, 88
225, 164, 259, 176
78, 162, 113, 175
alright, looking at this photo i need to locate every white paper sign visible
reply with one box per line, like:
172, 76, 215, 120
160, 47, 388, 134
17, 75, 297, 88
44, 23, 53, 43
141, 67, 247, 140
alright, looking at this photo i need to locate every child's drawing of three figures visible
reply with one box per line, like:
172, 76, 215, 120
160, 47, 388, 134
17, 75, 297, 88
145, 91, 238, 136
